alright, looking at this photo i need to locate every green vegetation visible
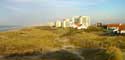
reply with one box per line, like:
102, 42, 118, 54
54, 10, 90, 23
84, 26, 106, 32
106, 47, 123, 60
0, 27, 61, 56
0, 26, 124, 60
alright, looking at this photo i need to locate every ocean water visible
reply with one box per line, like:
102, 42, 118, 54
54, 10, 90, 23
0, 25, 22, 32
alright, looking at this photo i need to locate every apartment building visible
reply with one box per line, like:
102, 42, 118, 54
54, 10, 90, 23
55, 16, 91, 29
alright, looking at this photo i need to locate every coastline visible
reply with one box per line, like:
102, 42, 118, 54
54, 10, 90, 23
0, 26, 27, 32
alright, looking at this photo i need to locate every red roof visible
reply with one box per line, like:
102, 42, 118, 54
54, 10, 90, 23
119, 24, 125, 30
107, 24, 125, 30
107, 24, 119, 27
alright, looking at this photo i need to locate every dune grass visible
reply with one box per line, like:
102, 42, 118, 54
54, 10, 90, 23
0, 26, 124, 60
0, 27, 62, 56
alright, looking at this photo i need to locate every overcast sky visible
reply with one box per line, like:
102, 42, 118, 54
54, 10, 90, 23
0, 0, 125, 26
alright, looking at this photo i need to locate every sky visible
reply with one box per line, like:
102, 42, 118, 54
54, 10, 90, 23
0, 0, 125, 26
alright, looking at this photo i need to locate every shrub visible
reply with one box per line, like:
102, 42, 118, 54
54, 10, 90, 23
106, 47, 123, 60
84, 26, 105, 32
95, 47, 123, 60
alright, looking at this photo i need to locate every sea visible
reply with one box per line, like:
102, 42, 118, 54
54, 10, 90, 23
0, 25, 22, 32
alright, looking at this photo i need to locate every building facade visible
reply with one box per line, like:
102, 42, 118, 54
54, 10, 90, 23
55, 16, 91, 29
107, 24, 125, 34
71, 16, 90, 29
55, 20, 62, 27
63, 19, 71, 28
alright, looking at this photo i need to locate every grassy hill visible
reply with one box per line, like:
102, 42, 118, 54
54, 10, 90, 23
0, 26, 124, 60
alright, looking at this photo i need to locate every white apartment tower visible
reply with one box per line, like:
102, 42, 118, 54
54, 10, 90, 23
55, 20, 62, 27
63, 19, 71, 27
71, 16, 90, 29
54, 16, 91, 29
79, 16, 90, 27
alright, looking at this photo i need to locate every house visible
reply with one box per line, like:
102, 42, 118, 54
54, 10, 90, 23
119, 24, 125, 34
107, 24, 119, 30
96, 22, 103, 27
107, 24, 125, 34
72, 22, 87, 29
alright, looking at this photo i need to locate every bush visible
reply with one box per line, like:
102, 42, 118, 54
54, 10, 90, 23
106, 47, 123, 60
95, 47, 123, 60
84, 26, 105, 32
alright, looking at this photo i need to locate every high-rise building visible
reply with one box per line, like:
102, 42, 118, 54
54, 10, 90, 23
55, 20, 62, 27
63, 19, 71, 27
72, 16, 80, 24
71, 16, 90, 29
79, 16, 90, 27
54, 16, 91, 29
48, 22, 55, 27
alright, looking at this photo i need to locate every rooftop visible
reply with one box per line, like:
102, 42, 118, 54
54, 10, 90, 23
107, 24, 125, 30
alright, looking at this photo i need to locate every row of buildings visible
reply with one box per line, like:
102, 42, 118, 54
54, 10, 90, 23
107, 24, 125, 34
96, 22, 125, 34
49, 16, 91, 29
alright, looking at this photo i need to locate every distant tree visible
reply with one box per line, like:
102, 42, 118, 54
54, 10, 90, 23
84, 26, 105, 32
